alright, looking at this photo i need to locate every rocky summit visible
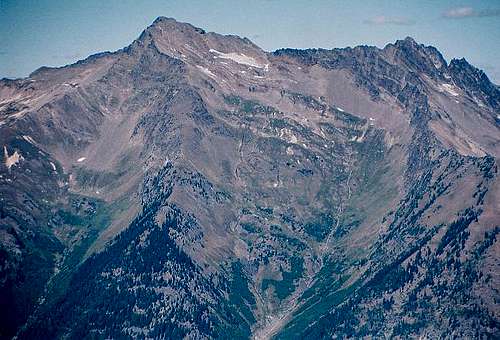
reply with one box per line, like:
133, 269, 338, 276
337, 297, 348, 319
1, 17, 499, 339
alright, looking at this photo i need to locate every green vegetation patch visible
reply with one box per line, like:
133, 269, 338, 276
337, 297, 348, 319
262, 256, 304, 300
303, 213, 335, 241
228, 262, 256, 325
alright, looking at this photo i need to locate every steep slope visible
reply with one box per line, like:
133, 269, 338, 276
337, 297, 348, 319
0, 18, 499, 339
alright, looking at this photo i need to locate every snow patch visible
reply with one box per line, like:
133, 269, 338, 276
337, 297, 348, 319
279, 128, 299, 144
77, 157, 86, 163
22, 135, 36, 144
209, 49, 264, 68
336, 107, 345, 112
50, 162, 57, 171
4, 146, 23, 171
431, 58, 442, 69
62, 82, 78, 88
438, 83, 459, 97
472, 96, 486, 108
196, 65, 216, 78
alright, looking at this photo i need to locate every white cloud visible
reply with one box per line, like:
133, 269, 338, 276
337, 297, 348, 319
364, 16, 415, 26
443, 7, 500, 19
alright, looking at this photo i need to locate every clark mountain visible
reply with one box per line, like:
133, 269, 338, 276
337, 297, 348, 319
1, 17, 499, 339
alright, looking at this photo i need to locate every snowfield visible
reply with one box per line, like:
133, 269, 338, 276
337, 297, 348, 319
209, 49, 264, 68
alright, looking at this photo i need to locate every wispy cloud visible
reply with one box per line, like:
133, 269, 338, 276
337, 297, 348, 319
442, 7, 500, 19
364, 16, 415, 26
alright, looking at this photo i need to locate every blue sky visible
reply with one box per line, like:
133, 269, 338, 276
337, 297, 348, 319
1, 0, 499, 83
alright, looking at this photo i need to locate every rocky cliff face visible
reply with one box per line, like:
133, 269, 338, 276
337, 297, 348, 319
1, 17, 499, 339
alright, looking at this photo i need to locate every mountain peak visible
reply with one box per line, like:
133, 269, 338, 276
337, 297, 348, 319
448, 57, 500, 109
126, 16, 211, 59
387, 37, 447, 76
127, 16, 266, 73
395, 36, 418, 46
135, 16, 206, 45
149, 16, 206, 34
449, 57, 472, 69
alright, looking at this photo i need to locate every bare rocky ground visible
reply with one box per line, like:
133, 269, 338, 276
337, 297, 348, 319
0, 17, 499, 339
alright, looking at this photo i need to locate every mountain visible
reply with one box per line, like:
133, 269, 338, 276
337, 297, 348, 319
1, 17, 499, 339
